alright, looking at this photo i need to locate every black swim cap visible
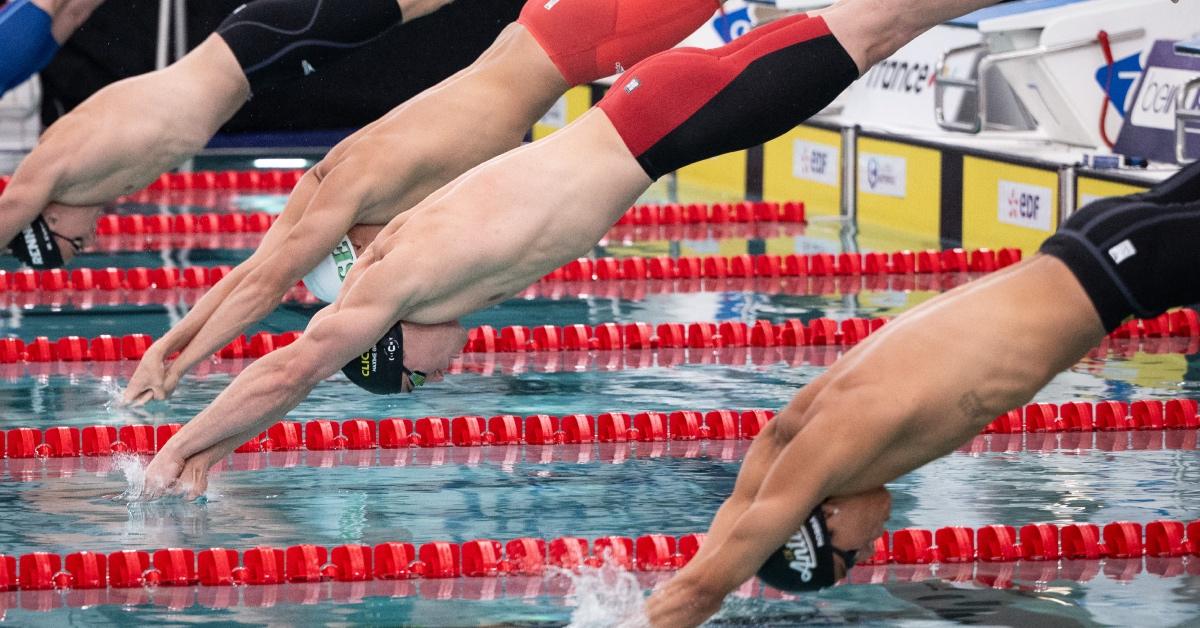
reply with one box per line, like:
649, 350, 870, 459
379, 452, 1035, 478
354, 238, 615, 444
756, 504, 856, 591
7, 216, 64, 268
341, 321, 424, 394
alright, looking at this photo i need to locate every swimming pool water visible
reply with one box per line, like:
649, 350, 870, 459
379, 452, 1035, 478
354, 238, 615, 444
1, 192, 1199, 626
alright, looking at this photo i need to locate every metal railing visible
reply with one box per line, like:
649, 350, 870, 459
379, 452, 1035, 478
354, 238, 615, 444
934, 29, 1144, 134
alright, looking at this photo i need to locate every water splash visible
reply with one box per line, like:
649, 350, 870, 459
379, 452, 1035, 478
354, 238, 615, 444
105, 454, 212, 504
112, 453, 146, 501
564, 560, 649, 628
102, 380, 156, 422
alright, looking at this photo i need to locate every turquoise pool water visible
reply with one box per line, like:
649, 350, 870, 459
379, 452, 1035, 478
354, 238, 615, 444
0, 191, 1198, 626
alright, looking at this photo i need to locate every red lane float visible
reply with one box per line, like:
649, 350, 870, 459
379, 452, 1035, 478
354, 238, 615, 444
89, 199, 808, 243
0, 409, 776, 457
540, 247, 1020, 284
0, 532, 708, 593
0, 558, 1190, 614
866, 519, 1197, 566
981, 399, 1200, 435
7, 398, 1199, 460
95, 221, 812, 253
3, 247, 1013, 301
1, 518, 1195, 593
10, 303, 1198, 366
0, 316, 894, 364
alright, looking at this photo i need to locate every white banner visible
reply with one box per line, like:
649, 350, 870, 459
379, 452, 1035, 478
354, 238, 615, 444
997, 180, 1053, 231
792, 139, 838, 186
858, 153, 907, 198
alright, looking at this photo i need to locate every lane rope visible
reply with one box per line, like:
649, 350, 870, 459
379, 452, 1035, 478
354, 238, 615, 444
5, 399, 1198, 460
4, 306, 1198, 365
2, 518, 1197, 594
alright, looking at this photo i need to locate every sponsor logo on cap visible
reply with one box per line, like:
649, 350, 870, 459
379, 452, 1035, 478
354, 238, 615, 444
783, 528, 819, 583
331, 238, 355, 279
20, 226, 43, 266
359, 351, 373, 378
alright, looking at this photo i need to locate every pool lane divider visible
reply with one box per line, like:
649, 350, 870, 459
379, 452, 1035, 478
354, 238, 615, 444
7, 273, 969, 313
4, 410, 776, 458
0, 557, 1192, 615
83, 198, 809, 241
0, 246, 1021, 297
3, 519, 1199, 594
5, 399, 1199, 461
94, 221, 812, 253
0, 316, 893, 364
5, 425, 1198, 484
7, 300, 1200, 366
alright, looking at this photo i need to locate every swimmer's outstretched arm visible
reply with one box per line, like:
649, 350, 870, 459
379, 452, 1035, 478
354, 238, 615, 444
144, 263, 422, 497
122, 170, 326, 403
645, 257, 1104, 627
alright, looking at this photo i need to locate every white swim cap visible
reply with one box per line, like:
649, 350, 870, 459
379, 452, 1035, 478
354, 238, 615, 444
302, 235, 357, 302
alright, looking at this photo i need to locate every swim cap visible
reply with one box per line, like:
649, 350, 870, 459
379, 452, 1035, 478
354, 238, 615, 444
7, 215, 64, 268
302, 235, 356, 302
756, 504, 857, 591
341, 321, 426, 394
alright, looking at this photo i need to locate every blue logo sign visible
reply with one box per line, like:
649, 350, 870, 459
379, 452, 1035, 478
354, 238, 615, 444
1095, 53, 1143, 118
712, 7, 752, 43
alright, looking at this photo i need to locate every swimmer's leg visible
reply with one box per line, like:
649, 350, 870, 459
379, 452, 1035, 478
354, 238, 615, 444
216, 0, 419, 90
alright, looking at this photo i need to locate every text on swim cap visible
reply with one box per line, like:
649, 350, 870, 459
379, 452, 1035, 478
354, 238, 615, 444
783, 522, 822, 582
332, 239, 355, 280
359, 351, 373, 377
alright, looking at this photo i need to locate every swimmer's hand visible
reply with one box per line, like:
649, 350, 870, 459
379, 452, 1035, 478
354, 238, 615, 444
143, 439, 235, 501
123, 352, 180, 405
141, 448, 186, 501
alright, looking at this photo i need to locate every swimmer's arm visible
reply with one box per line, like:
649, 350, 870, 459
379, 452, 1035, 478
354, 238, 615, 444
0, 150, 59, 245
125, 171, 320, 400
161, 174, 363, 384
149, 260, 420, 488
650, 402, 971, 626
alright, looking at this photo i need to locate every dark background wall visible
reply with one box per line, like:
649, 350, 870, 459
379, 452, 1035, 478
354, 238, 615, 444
38, 0, 524, 133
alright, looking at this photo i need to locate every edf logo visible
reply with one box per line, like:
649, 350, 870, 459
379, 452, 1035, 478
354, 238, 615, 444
997, 180, 1052, 231
1007, 188, 1041, 221
800, 148, 829, 176
712, 7, 752, 43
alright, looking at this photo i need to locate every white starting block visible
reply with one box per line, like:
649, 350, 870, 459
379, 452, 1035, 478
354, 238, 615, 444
933, 0, 1200, 148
